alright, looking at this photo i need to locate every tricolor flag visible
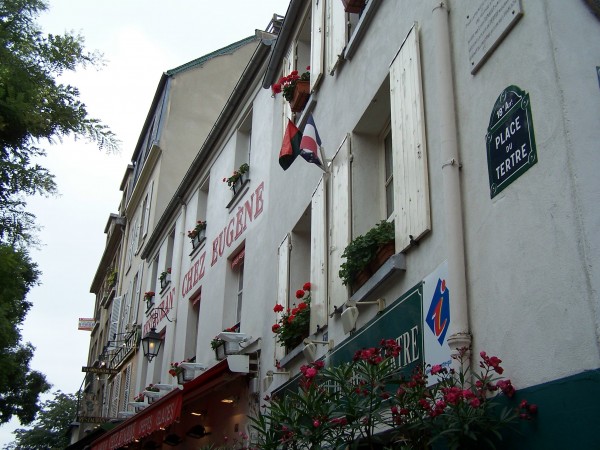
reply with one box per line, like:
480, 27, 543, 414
279, 119, 302, 170
299, 114, 323, 168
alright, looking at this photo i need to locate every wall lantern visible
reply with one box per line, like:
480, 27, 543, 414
141, 327, 163, 362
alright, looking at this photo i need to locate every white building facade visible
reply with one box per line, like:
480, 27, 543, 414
87, 1, 600, 449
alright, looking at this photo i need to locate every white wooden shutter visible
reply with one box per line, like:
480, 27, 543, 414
122, 364, 132, 411
329, 135, 351, 314
109, 296, 122, 346
102, 382, 109, 416
310, 178, 327, 333
327, 0, 347, 74
109, 373, 122, 417
282, 45, 295, 128
275, 234, 291, 362
143, 181, 153, 236
310, 0, 325, 90
132, 264, 143, 325
390, 25, 430, 251
120, 291, 130, 337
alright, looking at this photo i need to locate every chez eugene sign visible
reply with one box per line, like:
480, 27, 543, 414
144, 181, 265, 335
486, 85, 537, 198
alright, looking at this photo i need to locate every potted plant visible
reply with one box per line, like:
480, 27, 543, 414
339, 220, 395, 290
169, 359, 193, 384
144, 291, 155, 309
341, 0, 366, 14
187, 220, 207, 249
271, 67, 311, 112
211, 326, 239, 359
223, 163, 250, 194
107, 268, 118, 288
272, 282, 311, 351
159, 268, 171, 290
143, 384, 160, 403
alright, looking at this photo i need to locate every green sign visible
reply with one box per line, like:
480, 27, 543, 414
486, 85, 537, 198
79, 416, 111, 424
328, 283, 423, 379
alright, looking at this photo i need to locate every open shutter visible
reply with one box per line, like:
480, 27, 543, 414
122, 364, 132, 411
329, 135, 351, 314
120, 291, 130, 337
310, 0, 325, 90
132, 265, 143, 325
143, 181, 153, 236
282, 45, 295, 130
327, 0, 347, 74
310, 177, 327, 333
109, 372, 121, 418
275, 234, 291, 363
102, 382, 109, 416
390, 25, 430, 251
108, 296, 122, 347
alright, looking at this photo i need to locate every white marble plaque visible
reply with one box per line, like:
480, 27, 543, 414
466, 0, 523, 74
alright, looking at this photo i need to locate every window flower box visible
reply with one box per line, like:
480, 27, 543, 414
290, 80, 310, 112
214, 342, 226, 360
272, 282, 311, 352
223, 163, 249, 196
159, 268, 171, 290
271, 67, 311, 113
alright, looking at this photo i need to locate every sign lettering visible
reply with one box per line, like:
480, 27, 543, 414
486, 86, 537, 198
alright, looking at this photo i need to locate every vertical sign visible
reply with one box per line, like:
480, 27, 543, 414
486, 85, 537, 198
422, 261, 452, 385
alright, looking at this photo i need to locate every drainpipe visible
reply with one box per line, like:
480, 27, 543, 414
431, 2, 471, 358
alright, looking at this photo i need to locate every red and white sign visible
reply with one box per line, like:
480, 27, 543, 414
78, 318, 96, 331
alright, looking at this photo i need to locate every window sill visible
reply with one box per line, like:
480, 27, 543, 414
349, 252, 406, 303
278, 343, 305, 368
226, 178, 250, 209
344, 0, 381, 61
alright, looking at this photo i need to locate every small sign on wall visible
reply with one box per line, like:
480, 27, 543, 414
486, 85, 537, 198
466, 0, 523, 74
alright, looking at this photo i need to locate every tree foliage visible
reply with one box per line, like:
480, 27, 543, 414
5, 391, 77, 450
0, 0, 119, 246
0, 244, 50, 425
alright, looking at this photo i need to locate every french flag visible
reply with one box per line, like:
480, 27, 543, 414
299, 114, 323, 168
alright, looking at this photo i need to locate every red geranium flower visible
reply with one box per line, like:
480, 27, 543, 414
303, 282, 311, 291
296, 289, 305, 299
273, 303, 284, 313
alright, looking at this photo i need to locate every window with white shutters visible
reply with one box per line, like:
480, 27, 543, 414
109, 296, 122, 347
390, 25, 430, 251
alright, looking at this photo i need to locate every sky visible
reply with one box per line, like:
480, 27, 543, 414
0, 0, 287, 445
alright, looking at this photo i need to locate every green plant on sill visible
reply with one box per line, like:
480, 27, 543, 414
159, 268, 171, 284
222, 163, 249, 188
338, 220, 395, 286
107, 268, 118, 287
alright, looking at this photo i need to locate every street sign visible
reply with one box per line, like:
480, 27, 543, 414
82, 366, 119, 375
486, 85, 537, 198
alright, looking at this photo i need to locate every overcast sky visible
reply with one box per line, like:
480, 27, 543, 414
0, 0, 286, 444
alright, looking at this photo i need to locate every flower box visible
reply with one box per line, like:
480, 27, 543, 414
191, 229, 206, 249
368, 241, 395, 274
342, 0, 366, 14
214, 343, 226, 360
232, 172, 248, 195
160, 273, 171, 290
176, 370, 194, 385
290, 80, 310, 113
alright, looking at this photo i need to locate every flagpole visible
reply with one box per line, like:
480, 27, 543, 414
318, 145, 329, 173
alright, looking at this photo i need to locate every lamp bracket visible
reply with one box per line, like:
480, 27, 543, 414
303, 339, 334, 350
346, 298, 385, 312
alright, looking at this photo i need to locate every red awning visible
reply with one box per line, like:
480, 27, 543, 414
91, 389, 182, 450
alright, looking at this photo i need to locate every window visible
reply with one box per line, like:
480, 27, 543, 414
185, 291, 201, 358
224, 247, 245, 330
236, 261, 244, 325
235, 110, 252, 169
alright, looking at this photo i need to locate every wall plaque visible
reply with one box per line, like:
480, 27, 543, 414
486, 85, 537, 198
466, 0, 523, 74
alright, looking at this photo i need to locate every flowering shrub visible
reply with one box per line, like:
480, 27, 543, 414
187, 220, 207, 239
145, 384, 159, 393
272, 282, 311, 349
271, 67, 310, 102
144, 291, 155, 301
133, 393, 144, 403
223, 163, 249, 188
250, 340, 536, 449
159, 267, 171, 284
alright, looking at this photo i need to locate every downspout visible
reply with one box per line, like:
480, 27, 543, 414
431, 2, 471, 358
163, 198, 186, 371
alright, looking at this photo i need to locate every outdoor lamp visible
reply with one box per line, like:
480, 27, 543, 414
141, 327, 163, 362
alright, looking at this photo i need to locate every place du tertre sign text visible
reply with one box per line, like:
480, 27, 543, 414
486, 85, 537, 198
